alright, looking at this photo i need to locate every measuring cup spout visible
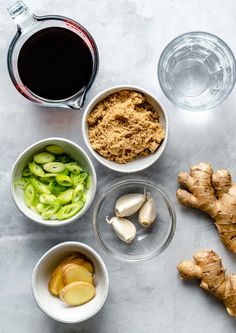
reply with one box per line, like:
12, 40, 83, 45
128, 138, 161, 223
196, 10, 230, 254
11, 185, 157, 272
67, 90, 87, 110
8, 0, 37, 33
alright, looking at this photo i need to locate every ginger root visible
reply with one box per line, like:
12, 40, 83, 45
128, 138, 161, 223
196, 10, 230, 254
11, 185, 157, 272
48, 253, 94, 296
62, 263, 94, 285
177, 162, 236, 253
177, 250, 236, 317
60, 281, 96, 306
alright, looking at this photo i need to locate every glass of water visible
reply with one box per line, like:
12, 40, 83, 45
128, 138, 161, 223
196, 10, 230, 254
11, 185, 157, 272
158, 32, 236, 110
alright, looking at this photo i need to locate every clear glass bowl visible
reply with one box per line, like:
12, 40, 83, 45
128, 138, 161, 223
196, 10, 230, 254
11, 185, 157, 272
158, 32, 236, 110
93, 179, 176, 262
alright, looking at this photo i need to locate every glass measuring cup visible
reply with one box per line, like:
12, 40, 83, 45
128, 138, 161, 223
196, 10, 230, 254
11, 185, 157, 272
7, 1, 99, 109
158, 32, 236, 110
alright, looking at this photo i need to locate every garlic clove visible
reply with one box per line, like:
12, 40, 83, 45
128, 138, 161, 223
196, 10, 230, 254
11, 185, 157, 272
138, 193, 157, 227
115, 192, 146, 217
106, 216, 136, 243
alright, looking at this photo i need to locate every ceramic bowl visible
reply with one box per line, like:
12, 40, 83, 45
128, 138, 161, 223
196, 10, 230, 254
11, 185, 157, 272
82, 85, 168, 173
93, 179, 176, 261
11, 137, 97, 226
32, 241, 109, 323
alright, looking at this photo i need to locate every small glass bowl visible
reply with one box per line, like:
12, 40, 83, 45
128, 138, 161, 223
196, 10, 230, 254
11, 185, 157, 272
93, 179, 176, 262
158, 31, 236, 110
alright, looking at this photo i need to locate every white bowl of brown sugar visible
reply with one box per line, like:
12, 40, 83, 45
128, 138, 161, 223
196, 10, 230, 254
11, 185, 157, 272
82, 86, 169, 173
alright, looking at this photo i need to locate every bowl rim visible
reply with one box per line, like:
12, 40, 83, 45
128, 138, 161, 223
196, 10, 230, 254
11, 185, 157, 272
93, 178, 176, 262
157, 30, 236, 111
82, 85, 169, 173
10, 137, 97, 227
31, 241, 109, 323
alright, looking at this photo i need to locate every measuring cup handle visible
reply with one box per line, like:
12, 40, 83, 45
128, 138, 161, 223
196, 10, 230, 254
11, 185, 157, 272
8, 1, 37, 33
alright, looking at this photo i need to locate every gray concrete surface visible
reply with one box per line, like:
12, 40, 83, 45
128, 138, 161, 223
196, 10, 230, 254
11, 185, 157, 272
1, 0, 236, 332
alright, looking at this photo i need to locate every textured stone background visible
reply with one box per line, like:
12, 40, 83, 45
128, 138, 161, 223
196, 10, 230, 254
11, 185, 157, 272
1, 0, 236, 332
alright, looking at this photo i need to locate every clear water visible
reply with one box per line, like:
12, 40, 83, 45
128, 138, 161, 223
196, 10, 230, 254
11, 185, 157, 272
158, 32, 236, 110
172, 59, 210, 97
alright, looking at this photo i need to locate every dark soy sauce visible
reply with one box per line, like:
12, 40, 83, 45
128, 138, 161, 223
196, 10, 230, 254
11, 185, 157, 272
18, 27, 93, 100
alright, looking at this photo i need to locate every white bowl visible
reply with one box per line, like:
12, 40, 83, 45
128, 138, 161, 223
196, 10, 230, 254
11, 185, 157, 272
11, 137, 97, 226
32, 242, 109, 323
82, 85, 169, 173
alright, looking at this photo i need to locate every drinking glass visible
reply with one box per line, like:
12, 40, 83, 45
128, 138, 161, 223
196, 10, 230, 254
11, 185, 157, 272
158, 32, 236, 110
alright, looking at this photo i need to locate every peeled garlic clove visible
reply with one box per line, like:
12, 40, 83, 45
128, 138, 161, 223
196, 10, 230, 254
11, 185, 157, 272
138, 193, 157, 227
106, 216, 136, 243
115, 192, 146, 217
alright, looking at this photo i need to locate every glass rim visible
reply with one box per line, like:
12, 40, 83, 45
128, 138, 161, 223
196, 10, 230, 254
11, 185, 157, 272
93, 178, 176, 262
157, 31, 236, 111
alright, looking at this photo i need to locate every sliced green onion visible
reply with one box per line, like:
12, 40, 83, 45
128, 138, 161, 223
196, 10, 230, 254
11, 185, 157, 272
55, 175, 72, 187
81, 192, 87, 203
72, 184, 84, 202
15, 177, 30, 189
31, 196, 40, 209
39, 173, 58, 184
70, 172, 87, 187
24, 184, 36, 207
56, 201, 83, 220
28, 162, 45, 177
34, 152, 55, 164
41, 202, 60, 220
29, 205, 39, 214
35, 192, 40, 202
57, 189, 73, 205
46, 145, 64, 155
85, 175, 91, 189
70, 173, 79, 187
22, 167, 31, 177
58, 169, 70, 176
36, 203, 47, 213
39, 173, 58, 183
30, 177, 50, 194
55, 154, 71, 163
39, 193, 56, 204
39, 177, 50, 184
79, 172, 88, 183
66, 162, 82, 174
42, 173, 58, 178
43, 162, 65, 173
49, 180, 67, 195
19, 145, 90, 221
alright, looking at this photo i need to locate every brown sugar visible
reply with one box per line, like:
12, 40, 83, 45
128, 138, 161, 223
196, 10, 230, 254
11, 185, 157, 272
87, 90, 165, 164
